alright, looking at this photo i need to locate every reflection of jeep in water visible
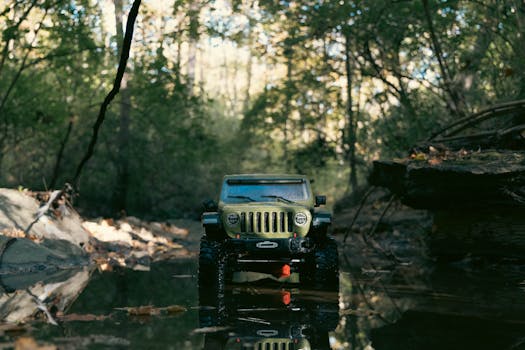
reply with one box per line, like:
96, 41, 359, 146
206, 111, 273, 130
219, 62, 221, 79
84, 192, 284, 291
199, 284, 339, 350
199, 174, 338, 290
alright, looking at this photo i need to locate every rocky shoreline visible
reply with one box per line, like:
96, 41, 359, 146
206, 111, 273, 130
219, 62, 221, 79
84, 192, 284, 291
0, 188, 199, 324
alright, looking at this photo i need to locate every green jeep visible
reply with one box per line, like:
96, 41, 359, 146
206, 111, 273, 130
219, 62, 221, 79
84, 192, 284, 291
199, 174, 338, 290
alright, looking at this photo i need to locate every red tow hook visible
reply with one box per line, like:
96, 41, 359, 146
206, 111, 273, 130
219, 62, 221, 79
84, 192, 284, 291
272, 264, 291, 279
281, 264, 291, 278
281, 290, 291, 305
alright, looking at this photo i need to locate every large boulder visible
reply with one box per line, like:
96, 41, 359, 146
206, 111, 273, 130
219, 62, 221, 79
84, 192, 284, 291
0, 188, 89, 246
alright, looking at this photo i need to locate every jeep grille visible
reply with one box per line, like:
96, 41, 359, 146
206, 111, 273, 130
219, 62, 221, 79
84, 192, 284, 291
239, 211, 293, 233
255, 340, 295, 350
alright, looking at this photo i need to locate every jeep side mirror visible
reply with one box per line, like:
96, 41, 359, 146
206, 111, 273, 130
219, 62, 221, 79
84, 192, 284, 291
315, 195, 326, 207
203, 199, 218, 212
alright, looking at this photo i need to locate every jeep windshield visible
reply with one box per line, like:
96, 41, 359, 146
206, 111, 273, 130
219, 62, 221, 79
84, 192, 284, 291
221, 179, 308, 204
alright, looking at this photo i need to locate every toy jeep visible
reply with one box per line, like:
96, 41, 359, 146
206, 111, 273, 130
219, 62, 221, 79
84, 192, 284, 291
199, 174, 338, 289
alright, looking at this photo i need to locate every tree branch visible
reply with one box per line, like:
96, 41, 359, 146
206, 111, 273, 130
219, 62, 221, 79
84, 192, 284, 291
0, 0, 39, 78
72, 0, 142, 187
0, 6, 48, 119
421, 0, 464, 117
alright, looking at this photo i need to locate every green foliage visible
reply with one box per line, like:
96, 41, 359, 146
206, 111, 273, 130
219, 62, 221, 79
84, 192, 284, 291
2, 0, 525, 218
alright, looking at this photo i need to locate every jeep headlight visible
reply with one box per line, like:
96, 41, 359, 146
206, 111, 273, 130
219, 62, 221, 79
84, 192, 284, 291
294, 212, 308, 226
226, 213, 239, 226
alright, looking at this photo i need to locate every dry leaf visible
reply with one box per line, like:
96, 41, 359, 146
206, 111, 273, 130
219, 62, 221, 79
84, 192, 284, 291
428, 158, 442, 166
165, 305, 187, 314
413, 153, 426, 161
126, 306, 158, 316
115, 305, 186, 316
57, 313, 109, 322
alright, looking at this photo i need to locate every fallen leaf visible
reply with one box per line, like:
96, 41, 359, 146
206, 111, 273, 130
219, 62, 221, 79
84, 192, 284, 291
165, 305, 187, 315
428, 158, 442, 166
412, 153, 426, 161
0, 228, 25, 238
57, 313, 110, 322
115, 305, 159, 316
115, 305, 187, 316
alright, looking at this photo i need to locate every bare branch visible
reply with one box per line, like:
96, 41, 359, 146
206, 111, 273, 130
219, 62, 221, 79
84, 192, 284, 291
72, 0, 142, 186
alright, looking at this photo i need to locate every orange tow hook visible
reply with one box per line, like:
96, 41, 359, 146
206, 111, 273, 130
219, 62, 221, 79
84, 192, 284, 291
281, 264, 291, 278
281, 291, 291, 305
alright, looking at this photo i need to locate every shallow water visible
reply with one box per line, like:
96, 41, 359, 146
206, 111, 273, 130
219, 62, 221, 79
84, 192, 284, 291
1, 249, 524, 349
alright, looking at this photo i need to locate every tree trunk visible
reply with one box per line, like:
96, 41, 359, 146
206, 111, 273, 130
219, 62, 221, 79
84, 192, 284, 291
421, 0, 466, 118
0, 0, 39, 79
243, 49, 252, 112
73, 0, 141, 188
175, 22, 183, 85
112, 0, 131, 214
232, 57, 238, 114
242, 0, 254, 113
49, 118, 74, 189
515, 1, 525, 98
186, 0, 199, 95
283, 51, 292, 170
344, 30, 358, 191
222, 50, 231, 114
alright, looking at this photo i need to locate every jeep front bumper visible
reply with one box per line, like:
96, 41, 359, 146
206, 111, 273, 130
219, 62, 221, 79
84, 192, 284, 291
227, 237, 313, 256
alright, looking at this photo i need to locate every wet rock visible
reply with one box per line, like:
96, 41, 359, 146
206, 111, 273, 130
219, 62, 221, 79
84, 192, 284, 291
0, 267, 90, 323
0, 189, 88, 246
0, 236, 88, 276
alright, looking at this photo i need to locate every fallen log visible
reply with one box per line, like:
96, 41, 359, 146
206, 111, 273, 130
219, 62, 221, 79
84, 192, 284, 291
370, 150, 525, 210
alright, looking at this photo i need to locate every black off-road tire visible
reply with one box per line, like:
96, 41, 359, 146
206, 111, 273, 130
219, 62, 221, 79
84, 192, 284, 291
198, 237, 228, 293
198, 236, 229, 327
302, 238, 339, 288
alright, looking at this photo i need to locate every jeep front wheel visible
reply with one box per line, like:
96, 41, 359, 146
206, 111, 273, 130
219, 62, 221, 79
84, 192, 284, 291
198, 237, 228, 294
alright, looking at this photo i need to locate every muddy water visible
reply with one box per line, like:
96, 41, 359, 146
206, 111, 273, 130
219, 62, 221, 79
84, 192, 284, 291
1, 246, 525, 349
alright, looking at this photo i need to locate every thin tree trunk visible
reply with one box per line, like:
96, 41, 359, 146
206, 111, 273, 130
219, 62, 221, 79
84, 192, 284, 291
198, 47, 205, 95
175, 22, 183, 85
232, 57, 238, 113
514, 0, 525, 97
243, 15, 253, 112
73, 0, 141, 187
186, 0, 199, 95
0, 8, 48, 119
344, 30, 358, 190
49, 118, 74, 189
112, 0, 131, 214
422, 0, 465, 117
283, 52, 292, 170
187, 41, 196, 93
0, 0, 39, 79
244, 52, 252, 112
223, 50, 231, 114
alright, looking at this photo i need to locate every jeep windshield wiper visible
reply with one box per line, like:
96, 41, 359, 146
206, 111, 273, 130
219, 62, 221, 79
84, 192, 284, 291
261, 195, 294, 204
228, 195, 256, 202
